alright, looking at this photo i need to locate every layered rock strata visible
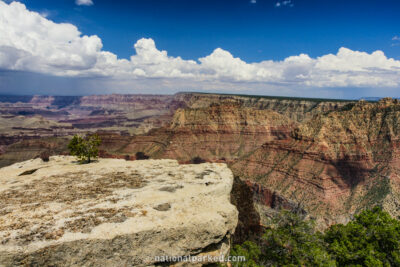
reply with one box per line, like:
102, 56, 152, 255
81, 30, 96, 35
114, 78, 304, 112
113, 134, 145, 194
0, 92, 353, 167
231, 98, 400, 227
120, 102, 296, 162
175, 92, 353, 122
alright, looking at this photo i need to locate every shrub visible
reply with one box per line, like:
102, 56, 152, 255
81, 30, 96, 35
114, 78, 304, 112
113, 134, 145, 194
231, 207, 400, 267
39, 151, 50, 162
324, 207, 400, 266
135, 151, 149, 160
229, 210, 334, 266
191, 156, 205, 164
261, 211, 335, 266
68, 134, 101, 163
230, 241, 261, 267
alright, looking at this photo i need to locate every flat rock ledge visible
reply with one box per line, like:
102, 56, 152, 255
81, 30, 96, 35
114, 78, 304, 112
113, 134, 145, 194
0, 156, 238, 266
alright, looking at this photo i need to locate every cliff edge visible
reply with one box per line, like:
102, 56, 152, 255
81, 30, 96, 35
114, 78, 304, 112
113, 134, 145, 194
0, 156, 238, 266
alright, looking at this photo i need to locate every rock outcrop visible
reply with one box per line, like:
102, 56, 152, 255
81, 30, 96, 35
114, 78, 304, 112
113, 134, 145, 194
231, 98, 400, 227
0, 156, 238, 266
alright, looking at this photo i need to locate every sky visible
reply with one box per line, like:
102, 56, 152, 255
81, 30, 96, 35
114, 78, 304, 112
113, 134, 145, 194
0, 0, 400, 98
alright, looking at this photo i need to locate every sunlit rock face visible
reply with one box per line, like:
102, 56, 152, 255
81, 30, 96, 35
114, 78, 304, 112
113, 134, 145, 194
0, 156, 238, 266
232, 98, 400, 228
174, 92, 353, 122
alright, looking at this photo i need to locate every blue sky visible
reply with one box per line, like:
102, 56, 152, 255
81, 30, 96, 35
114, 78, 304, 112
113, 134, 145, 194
0, 0, 400, 98
25, 0, 400, 61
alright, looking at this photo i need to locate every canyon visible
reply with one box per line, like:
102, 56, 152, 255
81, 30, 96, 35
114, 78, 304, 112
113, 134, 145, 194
2, 93, 399, 237
0, 93, 351, 166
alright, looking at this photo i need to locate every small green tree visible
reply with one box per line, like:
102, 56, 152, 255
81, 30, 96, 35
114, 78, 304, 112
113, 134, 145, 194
68, 134, 101, 163
261, 210, 335, 266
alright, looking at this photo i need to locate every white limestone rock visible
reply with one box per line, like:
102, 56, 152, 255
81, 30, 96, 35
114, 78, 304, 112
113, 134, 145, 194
0, 156, 238, 266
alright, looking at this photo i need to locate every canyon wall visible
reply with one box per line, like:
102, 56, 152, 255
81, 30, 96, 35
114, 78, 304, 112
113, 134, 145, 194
231, 98, 400, 227
175, 92, 353, 122
116, 102, 296, 162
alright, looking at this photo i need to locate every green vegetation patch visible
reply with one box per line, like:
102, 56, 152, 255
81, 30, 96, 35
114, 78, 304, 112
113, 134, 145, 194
229, 207, 400, 267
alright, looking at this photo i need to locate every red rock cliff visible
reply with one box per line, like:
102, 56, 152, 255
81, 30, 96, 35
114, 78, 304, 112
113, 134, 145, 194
121, 102, 297, 162
231, 98, 400, 227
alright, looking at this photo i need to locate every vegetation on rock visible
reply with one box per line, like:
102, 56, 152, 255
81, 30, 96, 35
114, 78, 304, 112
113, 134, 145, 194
324, 207, 400, 266
68, 134, 101, 163
230, 207, 400, 267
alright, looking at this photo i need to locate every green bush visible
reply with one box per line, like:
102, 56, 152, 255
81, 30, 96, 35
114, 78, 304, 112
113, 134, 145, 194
230, 241, 261, 267
231, 207, 400, 267
68, 134, 101, 163
324, 207, 400, 266
261, 211, 335, 266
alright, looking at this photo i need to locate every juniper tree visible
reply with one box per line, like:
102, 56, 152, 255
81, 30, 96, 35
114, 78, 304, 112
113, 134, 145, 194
68, 134, 101, 163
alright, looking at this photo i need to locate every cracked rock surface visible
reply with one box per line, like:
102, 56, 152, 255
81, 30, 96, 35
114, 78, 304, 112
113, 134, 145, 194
0, 156, 238, 266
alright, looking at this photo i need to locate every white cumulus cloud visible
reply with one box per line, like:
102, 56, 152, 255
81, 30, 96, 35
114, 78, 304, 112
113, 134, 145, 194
0, 0, 400, 94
